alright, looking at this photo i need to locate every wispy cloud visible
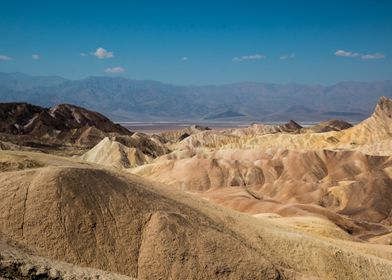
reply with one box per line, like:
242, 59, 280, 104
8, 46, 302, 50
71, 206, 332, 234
105, 66, 125, 73
182, 56, 188, 61
32, 54, 39, 60
232, 54, 264, 62
80, 52, 87, 57
335, 50, 359, 57
335, 49, 385, 60
361, 53, 385, 60
92, 47, 114, 59
280, 53, 295, 60
0, 55, 12, 61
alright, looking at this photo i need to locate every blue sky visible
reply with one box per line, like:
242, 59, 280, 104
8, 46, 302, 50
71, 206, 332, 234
0, 0, 391, 85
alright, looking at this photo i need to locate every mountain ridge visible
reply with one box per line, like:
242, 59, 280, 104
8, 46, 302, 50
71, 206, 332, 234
0, 72, 391, 122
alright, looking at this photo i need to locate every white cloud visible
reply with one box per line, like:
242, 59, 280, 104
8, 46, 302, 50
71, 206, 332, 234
104, 66, 125, 74
80, 52, 87, 57
0, 55, 12, 61
32, 54, 39, 60
232, 53, 265, 62
335, 49, 385, 60
92, 47, 114, 59
280, 53, 295, 60
182, 56, 188, 61
361, 53, 385, 60
335, 50, 359, 57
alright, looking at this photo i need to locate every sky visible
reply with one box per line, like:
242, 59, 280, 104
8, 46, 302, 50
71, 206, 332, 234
0, 0, 391, 85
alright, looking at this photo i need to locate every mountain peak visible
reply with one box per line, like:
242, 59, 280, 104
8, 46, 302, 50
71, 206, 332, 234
374, 96, 392, 119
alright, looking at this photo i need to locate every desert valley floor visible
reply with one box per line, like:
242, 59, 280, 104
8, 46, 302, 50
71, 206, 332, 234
2, 97, 392, 279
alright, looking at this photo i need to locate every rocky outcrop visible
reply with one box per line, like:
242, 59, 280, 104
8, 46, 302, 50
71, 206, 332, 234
159, 124, 211, 142
229, 120, 302, 137
0, 102, 131, 148
0, 103, 43, 134
337, 96, 392, 147
81, 133, 169, 168
48, 104, 130, 134
80, 137, 151, 168
306, 119, 353, 133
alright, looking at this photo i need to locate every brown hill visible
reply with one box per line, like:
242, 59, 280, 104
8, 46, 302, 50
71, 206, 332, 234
226, 120, 302, 137
0, 154, 278, 279
0, 232, 134, 280
159, 124, 211, 142
305, 119, 353, 133
0, 102, 131, 148
2, 150, 392, 279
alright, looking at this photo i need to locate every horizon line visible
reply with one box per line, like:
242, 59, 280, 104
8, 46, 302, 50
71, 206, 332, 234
1, 71, 392, 88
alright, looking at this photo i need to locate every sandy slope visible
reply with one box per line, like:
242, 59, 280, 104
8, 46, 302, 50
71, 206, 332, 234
1, 150, 392, 279
0, 232, 134, 280
0, 151, 278, 279
80, 134, 169, 169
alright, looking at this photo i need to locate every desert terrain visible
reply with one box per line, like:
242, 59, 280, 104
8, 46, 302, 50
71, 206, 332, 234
1, 97, 392, 279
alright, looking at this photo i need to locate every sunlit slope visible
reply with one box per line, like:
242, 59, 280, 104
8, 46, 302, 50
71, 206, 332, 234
173, 96, 392, 155
1, 150, 392, 279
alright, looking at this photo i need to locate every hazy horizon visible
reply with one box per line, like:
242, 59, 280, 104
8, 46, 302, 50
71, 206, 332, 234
1, 71, 392, 87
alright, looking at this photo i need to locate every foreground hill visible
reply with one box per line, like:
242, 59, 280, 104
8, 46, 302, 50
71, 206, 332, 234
1, 150, 392, 279
0, 72, 391, 121
0, 232, 134, 280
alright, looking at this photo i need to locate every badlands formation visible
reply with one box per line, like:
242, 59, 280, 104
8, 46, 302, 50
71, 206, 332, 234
1, 97, 392, 279
0, 102, 131, 153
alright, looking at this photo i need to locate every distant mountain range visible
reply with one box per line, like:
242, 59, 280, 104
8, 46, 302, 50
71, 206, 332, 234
0, 72, 391, 122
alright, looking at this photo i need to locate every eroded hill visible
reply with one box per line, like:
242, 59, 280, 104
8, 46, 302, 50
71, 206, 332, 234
0, 102, 131, 150
2, 97, 392, 279
80, 97, 392, 243
1, 151, 392, 279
